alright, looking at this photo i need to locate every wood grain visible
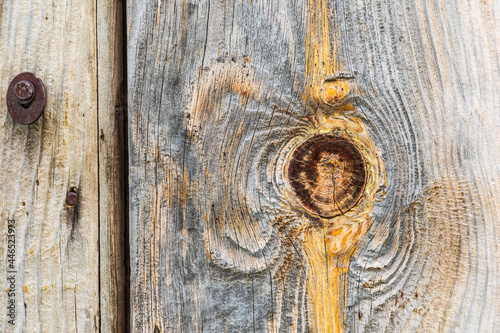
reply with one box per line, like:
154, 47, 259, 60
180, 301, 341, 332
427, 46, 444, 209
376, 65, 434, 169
97, 0, 128, 332
0, 0, 99, 331
127, 0, 500, 332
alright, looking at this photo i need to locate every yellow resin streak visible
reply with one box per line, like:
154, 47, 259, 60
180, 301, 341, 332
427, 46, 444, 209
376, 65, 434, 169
305, 0, 344, 105
301, 2, 384, 332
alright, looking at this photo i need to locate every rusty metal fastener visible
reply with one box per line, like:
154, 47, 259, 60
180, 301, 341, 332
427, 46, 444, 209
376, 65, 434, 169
6, 72, 46, 125
14, 80, 35, 104
66, 190, 78, 206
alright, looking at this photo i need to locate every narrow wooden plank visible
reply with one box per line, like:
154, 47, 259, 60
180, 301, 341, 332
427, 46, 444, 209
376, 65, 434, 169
127, 0, 500, 332
0, 0, 99, 332
97, 0, 129, 331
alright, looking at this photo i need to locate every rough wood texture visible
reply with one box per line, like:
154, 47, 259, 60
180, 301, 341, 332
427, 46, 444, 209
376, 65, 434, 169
97, 0, 129, 331
0, 0, 99, 331
127, 0, 500, 332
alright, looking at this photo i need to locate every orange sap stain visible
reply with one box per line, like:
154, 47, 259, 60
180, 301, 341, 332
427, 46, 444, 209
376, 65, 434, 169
321, 81, 349, 104
291, 115, 384, 333
305, 0, 344, 105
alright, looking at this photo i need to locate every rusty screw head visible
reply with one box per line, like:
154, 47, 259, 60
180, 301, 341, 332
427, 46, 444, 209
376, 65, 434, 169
6, 72, 46, 125
14, 80, 35, 104
66, 190, 78, 206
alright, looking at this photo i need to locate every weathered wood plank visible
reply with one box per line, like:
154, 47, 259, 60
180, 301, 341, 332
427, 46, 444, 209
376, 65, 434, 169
0, 0, 99, 331
127, 0, 500, 332
344, 0, 500, 331
97, 0, 129, 331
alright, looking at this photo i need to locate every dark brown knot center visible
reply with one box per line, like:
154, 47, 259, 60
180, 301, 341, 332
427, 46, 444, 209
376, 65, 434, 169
287, 134, 366, 217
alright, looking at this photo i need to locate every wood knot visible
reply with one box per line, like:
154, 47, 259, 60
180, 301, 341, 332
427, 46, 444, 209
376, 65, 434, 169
287, 135, 366, 218
320, 80, 349, 104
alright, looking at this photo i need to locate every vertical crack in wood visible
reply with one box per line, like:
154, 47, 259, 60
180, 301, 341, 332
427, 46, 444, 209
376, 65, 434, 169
95, 1, 102, 332
97, 0, 130, 331
121, 0, 131, 330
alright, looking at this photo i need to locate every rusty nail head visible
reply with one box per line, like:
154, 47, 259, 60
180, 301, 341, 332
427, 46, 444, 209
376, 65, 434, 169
66, 190, 78, 206
6, 72, 46, 125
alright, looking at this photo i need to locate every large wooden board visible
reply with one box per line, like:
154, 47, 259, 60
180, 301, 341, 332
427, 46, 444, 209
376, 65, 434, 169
127, 0, 500, 332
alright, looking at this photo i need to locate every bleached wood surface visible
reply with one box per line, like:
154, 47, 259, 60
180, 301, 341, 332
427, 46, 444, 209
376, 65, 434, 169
0, 0, 127, 332
126, 0, 500, 332
0, 0, 99, 331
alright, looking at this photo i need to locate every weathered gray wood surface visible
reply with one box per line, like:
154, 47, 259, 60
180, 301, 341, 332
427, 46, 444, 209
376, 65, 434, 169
0, 1, 127, 332
127, 0, 499, 332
